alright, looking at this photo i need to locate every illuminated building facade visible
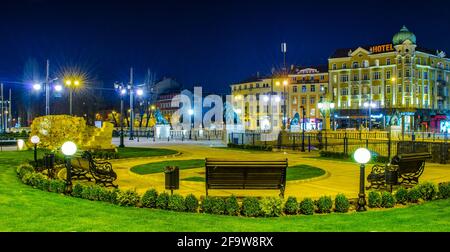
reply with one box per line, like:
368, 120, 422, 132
328, 26, 450, 132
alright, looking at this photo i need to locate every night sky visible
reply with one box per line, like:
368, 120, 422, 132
1, 0, 450, 96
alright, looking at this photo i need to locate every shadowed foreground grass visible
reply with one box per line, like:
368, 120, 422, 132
1, 150, 450, 231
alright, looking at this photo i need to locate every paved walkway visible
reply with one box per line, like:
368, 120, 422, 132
110, 143, 450, 199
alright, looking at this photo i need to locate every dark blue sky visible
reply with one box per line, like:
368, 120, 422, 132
1, 0, 450, 95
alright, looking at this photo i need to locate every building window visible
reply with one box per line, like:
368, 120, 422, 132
405, 85, 410, 93
398, 85, 402, 93
302, 85, 307, 92
353, 61, 359, 68
341, 75, 349, 82
256, 83, 260, 88
398, 70, 402, 78
320, 75, 325, 80
373, 72, 381, 80
310, 85, 315, 92
310, 97, 315, 104
387, 85, 391, 93
352, 87, 358, 95
398, 58, 402, 64
293, 86, 298, 93
386, 71, 391, 79
301, 97, 306, 105
333, 75, 337, 83
341, 88, 348, 95
342, 63, 347, 69
424, 72, 428, 80
386, 58, 391, 65
363, 73, 368, 80
320, 85, 324, 92
332, 64, 336, 70
353, 74, 359, 81
405, 69, 410, 77
424, 86, 428, 94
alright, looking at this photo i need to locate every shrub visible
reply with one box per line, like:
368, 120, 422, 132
81, 185, 104, 201
185, 194, 199, 213
438, 182, 450, 199
299, 198, 315, 215
99, 188, 118, 203
241, 197, 261, 217
71, 183, 84, 198
283, 196, 299, 215
407, 187, 421, 203
156, 192, 170, 209
141, 189, 158, 208
168, 194, 186, 212
200, 196, 213, 213
16, 164, 34, 178
334, 194, 350, 213
394, 187, 408, 204
368, 191, 381, 208
260, 197, 283, 217
316, 196, 333, 213
116, 189, 140, 207
225, 195, 240, 216
48, 179, 66, 193
210, 197, 226, 215
417, 182, 437, 201
381, 191, 395, 208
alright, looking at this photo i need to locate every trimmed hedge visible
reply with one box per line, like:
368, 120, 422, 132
168, 194, 186, 212
185, 194, 199, 213
156, 192, 170, 210
141, 189, 158, 208
334, 194, 350, 213
368, 191, 381, 208
241, 197, 261, 217
438, 182, 450, 199
260, 197, 283, 217
316, 196, 333, 213
48, 179, 66, 193
225, 195, 240, 216
394, 187, 408, 205
381, 192, 396, 208
116, 189, 140, 207
417, 182, 437, 201
284, 196, 299, 215
407, 187, 421, 203
299, 198, 315, 215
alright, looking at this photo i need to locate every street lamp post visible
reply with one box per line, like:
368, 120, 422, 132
64, 79, 80, 116
61, 141, 77, 193
114, 82, 127, 148
283, 80, 288, 130
363, 102, 376, 131
354, 147, 371, 212
128, 68, 134, 140
30, 135, 40, 165
300, 105, 305, 152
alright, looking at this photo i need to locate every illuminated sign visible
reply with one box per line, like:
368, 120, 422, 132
369, 44, 395, 53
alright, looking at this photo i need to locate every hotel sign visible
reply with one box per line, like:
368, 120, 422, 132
369, 43, 395, 53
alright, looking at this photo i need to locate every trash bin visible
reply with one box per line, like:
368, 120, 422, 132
385, 165, 398, 192
45, 153, 55, 178
165, 166, 179, 191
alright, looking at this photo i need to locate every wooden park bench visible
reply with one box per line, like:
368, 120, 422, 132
205, 158, 287, 198
68, 151, 118, 188
367, 152, 431, 189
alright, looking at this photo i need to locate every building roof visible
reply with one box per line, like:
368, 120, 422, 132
392, 25, 416, 45
289, 65, 328, 74
330, 44, 444, 59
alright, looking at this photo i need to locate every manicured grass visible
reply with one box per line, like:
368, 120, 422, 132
287, 165, 326, 181
117, 147, 178, 158
181, 176, 205, 182
1, 150, 450, 231
130, 159, 205, 175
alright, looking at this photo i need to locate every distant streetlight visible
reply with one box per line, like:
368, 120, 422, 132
54, 84, 63, 92
188, 109, 194, 115
30, 135, 40, 164
363, 102, 377, 130
64, 79, 81, 115
33, 83, 42, 91
114, 82, 127, 148
354, 147, 371, 212
136, 89, 144, 96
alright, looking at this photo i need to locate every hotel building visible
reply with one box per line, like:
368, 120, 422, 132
328, 26, 450, 132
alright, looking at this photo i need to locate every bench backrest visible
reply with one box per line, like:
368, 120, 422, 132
205, 159, 287, 190
391, 152, 431, 174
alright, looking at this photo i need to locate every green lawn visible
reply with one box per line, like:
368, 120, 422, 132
1, 150, 450, 231
130, 159, 205, 175
180, 165, 326, 183
287, 165, 326, 181
117, 147, 178, 158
